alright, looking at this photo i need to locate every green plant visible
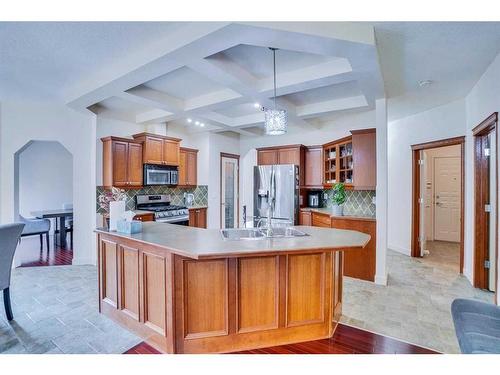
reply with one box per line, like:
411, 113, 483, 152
331, 183, 346, 206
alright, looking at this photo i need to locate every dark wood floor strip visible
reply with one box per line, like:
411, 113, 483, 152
124, 324, 439, 354
16, 236, 73, 267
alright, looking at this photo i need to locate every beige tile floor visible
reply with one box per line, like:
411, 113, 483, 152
341, 242, 494, 353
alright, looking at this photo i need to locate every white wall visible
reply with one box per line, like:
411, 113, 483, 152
0, 101, 96, 265
18, 141, 73, 233
464, 51, 500, 294
387, 99, 466, 256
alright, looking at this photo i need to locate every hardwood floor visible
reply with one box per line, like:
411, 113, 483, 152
124, 324, 438, 354
16, 235, 73, 267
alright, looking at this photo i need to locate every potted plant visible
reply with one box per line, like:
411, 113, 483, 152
331, 182, 346, 216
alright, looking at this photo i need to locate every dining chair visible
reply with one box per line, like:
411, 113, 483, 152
19, 215, 51, 251
55, 203, 73, 249
0, 223, 25, 321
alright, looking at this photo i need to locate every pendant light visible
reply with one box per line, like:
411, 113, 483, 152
264, 48, 287, 135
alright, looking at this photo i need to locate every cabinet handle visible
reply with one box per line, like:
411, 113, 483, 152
196, 210, 200, 213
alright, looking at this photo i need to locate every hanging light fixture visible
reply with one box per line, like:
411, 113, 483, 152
264, 48, 287, 135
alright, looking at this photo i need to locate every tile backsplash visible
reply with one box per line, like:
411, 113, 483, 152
96, 185, 208, 214
322, 189, 376, 217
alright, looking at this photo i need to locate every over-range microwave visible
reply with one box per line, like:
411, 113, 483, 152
143, 164, 178, 186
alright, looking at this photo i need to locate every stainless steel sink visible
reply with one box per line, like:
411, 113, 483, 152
220, 227, 309, 240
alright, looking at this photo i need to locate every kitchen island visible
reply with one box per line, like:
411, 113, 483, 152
95, 223, 370, 353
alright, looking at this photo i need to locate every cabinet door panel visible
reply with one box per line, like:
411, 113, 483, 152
257, 150, 278, 165
101, 239, 118, 308
179, 150, 187, 186
143, 253, 167, 335
197, 208, 207, 228
186, 151, 197, 186
299, 211, 312, 226
352, 131, 376, 189
112, 141, 129, 187
127, 143, 143, 186
278, 148, 300, 165
119, 245, 140, 321
183, 259, 228, 338
304, 147, 322, 187
286, 253, 325, 326
144, 137, 164, 165
163, 140, 180, 166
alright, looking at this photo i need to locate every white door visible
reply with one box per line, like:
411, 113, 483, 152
221, 156, 239, 229
488, 131, 496, 291
434, 156, 461, 242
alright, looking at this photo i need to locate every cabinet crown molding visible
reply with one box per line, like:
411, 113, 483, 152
132, 132, 182, 142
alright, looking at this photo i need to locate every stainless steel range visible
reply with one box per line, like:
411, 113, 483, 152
135, 194, 189, 225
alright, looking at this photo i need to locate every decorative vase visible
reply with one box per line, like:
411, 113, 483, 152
332, 204, 344, 216
109, 200, 126, 231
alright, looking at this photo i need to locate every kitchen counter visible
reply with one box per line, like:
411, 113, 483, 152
186, 205, 208, 210
301, 207, 376, 221
95, 222, 369, 260
101, 209, 154, 218
96, 222, 369, 353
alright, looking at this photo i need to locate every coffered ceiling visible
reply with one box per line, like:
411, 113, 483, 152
69, 22, 383, 136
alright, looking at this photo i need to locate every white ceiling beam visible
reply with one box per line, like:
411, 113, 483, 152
184, 88, 244, 112
136, 109, 174, 124
296, 95, 368, 118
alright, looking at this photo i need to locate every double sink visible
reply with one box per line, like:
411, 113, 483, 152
221, 227, 308, 241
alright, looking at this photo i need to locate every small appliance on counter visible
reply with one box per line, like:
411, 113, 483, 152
307, 190, 324, 208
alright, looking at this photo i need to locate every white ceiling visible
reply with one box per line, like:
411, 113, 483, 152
374, 22, 500, 120
2, 22, 500, 131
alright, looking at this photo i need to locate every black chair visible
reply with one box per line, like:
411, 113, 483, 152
0, 223, 25, 321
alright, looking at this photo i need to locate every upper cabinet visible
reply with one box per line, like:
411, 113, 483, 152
101, 136, 143, 189
351, 129, 376, 190
179, 147, 198, 187
256, 145, 305, 186
304, 146, 323, 188
132, 133, 181, 166
323, 136, 353, 189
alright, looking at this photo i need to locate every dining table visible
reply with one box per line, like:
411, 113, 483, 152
31, 209, 73, 249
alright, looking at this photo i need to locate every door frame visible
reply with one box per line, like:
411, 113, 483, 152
472, 112, 498, 292
220, 152, 240, 229
411, 136, 465, 273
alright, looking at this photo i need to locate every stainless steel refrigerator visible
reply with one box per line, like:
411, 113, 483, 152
254, 164, 300, 226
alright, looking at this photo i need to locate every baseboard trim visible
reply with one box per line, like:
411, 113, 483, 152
388, 243, 411, 256
374, 273, 388, 286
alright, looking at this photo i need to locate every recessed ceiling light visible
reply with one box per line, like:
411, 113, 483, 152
253, 102, 260, 108
187, 118, 192, 123
195, 121, 200, 125
419, 80, 433, 87
200, 123, 205, 127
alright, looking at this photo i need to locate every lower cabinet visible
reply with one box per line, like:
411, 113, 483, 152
133, 213, 155, 222
189, 207, 207, 228
310, 211, 376, 282
299, 210, 312, 226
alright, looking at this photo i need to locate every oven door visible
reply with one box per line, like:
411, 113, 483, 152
144, 164, 171, 185
155, 215, 189, 225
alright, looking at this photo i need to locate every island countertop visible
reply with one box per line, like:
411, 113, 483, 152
95, 222, 370, 260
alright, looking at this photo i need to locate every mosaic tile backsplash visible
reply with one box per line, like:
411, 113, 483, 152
96, 185, 208, 214
322, 189, 376, 217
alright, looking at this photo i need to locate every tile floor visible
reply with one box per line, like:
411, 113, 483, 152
340, 243, 494, 353
0, 265, 141, 354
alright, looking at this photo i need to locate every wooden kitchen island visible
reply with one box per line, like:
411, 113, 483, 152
95, 223, 369, 353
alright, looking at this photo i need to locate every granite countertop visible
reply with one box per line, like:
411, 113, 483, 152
300, 207, 376, 221
95, 222, 370, 260
101, 209, 154, 218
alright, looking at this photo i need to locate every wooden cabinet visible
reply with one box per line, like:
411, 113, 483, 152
101, 136, 143, 189
299, 210, 312, 226
132, 132, 181, 166
133, 212, 155, 222
323, 136, 353, 188
304, 146, 323, 188
330, 217, 376, 282
179, 147, 198, 187
309, 209, 376, 282
189, 207, 207, 228
351, 129, 376, 190
257, 145, 305, 186
257, 149, 278, 165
